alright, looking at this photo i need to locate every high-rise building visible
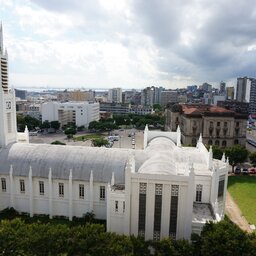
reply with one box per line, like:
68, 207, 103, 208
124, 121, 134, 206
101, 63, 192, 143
160, 90, 178, 107
226, 87, 234, 100
249, 78, 256, 114
219, 81, 226, 95
141, 87, 154, 106
236, 77, 251, 102
108, 88, 122, 103
236, 77, 256, 114
15, 89, 27, 100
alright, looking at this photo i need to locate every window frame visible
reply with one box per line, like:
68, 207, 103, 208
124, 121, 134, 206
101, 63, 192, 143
20, 179, 25, 193
1, 178, 6, 192
59, 183, 64, 197
100, 186, 105, 201
39, 181, 44, 195
79, 184, 85, 199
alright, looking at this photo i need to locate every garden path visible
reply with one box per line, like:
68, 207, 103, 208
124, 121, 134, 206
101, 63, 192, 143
225, 192, 253, 233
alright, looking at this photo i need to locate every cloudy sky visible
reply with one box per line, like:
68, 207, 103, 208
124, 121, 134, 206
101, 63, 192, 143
1, 0, 256, 90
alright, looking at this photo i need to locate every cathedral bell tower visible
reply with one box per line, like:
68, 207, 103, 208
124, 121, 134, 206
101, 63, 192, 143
0, 23, 17, 147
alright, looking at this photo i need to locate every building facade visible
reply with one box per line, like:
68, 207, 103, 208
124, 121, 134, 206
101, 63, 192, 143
166, 104, 247, 147
42, 101, 99, 128
108, 88, 122, 103
0, 25, 229, 241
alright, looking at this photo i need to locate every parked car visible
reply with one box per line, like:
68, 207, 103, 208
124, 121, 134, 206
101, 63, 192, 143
234, 166, 241, 175
249, 167, 256, 175
242, 168, 249, 175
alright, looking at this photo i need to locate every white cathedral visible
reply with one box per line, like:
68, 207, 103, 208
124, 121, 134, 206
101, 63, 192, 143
0, 25, 229, 241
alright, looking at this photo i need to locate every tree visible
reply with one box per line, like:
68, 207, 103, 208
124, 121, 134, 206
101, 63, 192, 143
153, 104, 162, 112
50, 121, 60, 130
51, 140, 66, 145
41, 120, 51, 129
199, 220, 254, 256
92, 138, 108, 147
225, 145, 248, 166
249, 152, 256, 167
16, 114, 41, 131
65, 127, 76, 138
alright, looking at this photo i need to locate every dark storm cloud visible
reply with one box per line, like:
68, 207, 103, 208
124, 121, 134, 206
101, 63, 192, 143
131, 0, 256, 82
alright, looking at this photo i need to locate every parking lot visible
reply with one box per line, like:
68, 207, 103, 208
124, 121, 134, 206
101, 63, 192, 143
29, 129, 144, 150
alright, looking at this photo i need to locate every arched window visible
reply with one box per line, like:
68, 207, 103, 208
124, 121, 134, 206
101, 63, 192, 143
192, 138, 197, 146
215, 140, 220, 146
222, 140, 227, 147
234, 139, 239, 145
208, 140, 213, 145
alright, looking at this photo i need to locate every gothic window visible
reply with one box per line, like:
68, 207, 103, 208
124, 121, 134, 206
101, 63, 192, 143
196, 184, 203, 202
138, 183, 147, 238
169, 185, 179, 239
115, 201, 118, 212
59, 183, 64, 197
79, 184, 85, 199
1, 178, 6, 192
39, 181, 44, 195
100, 186, 105, 201
20, 180, 25, 193
208, 140, 213, 145
215, 140, 220, 146
218, 175, 225, 201
153, 184, 163, 241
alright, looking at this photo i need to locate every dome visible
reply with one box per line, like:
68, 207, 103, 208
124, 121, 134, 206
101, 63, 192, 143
138, 153, 176, 175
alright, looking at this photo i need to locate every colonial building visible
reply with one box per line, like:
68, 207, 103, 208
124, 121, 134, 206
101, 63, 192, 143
166, 104, 247, 147
0, 25, 229, 241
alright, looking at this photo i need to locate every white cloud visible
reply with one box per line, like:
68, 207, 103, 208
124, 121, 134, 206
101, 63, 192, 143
2, 0, 256, 89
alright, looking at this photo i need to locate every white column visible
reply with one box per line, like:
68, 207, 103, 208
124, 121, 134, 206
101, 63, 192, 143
48, 168, 53, 219
176, 125, 181, 147
89, 170, 94, 212
145, 182, 155, 241
29, 166, 33, 217
111, 172, 115, 186
106, 183, 111, 231
184, 165, 195, 240
9, 165, 14, 208
68, 169, 73, 221
124, 164, 131, 235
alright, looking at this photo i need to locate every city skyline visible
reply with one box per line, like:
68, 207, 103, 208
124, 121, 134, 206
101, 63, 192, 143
1, 0, 256, 89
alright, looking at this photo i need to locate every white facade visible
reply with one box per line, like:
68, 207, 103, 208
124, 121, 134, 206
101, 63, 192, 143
42, 101, 99, 128
0, 25, 229, 241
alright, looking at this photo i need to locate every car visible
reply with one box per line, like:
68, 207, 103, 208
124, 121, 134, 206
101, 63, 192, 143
242, 168, 249, 175
249, 167, 256, 175
234, 166, 241, 175
128, 134, 131, 137
132, 141, 135, 145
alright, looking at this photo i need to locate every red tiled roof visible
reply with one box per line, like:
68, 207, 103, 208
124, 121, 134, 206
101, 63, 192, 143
181, 104, 234, 115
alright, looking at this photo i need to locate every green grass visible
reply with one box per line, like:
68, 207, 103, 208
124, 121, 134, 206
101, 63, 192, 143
228, 176, 256, 225
73, 134, 105, 141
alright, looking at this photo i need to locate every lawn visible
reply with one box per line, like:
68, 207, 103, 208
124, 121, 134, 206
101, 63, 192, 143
73, 133, 105, 141
228, 175, 256, 226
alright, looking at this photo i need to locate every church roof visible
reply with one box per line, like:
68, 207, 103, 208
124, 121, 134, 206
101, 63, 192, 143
0, 143, 146, 183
